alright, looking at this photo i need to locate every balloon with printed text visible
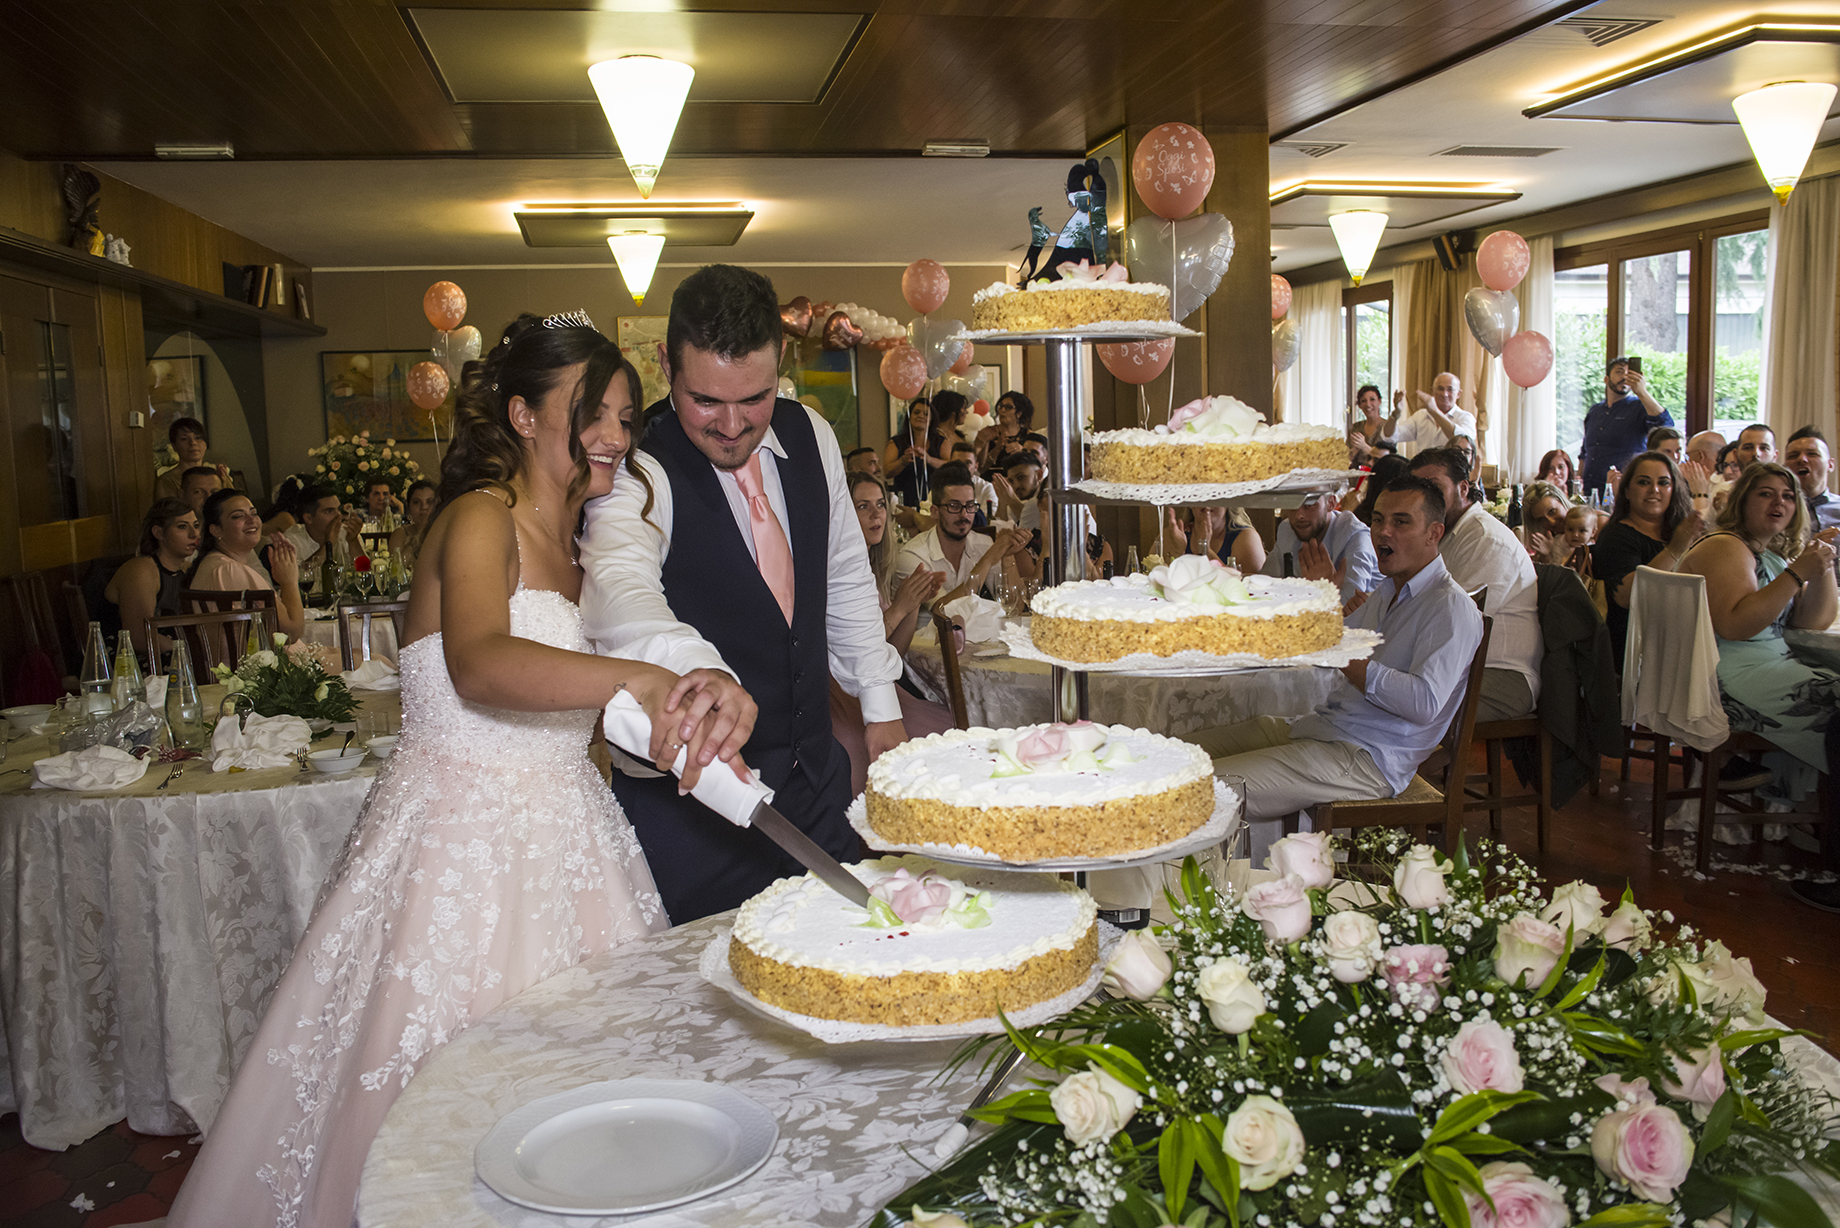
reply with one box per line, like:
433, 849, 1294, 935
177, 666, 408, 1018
1271, 275, 1292, 321
1097, 338, 1175, 384
422, 281, 466, 332
407, 361, 450, 410
1501, 329, 1554, 388
1131, 122, 1215, 220
880, 345, 928, 400
901, 260, 950, 314
1477, 231, 1531, 292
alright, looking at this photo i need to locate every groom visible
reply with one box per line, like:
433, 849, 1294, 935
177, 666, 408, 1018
580, 264, 907, 922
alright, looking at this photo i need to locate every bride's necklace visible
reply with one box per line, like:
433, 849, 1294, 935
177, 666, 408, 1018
525, 499, 579, 567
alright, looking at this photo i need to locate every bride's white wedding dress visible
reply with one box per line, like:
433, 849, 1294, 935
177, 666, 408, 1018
168, 584, 665, 1228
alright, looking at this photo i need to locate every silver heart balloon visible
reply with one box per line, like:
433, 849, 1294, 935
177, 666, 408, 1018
1463, 287, 1520, 358
431, 326, 483, 385
906, 316, 968, 379
1272, 319, 1301, 373
1125, 212, 1237, 320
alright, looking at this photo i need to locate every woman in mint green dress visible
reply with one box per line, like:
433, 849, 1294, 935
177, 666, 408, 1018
1681, 463, 1839, 798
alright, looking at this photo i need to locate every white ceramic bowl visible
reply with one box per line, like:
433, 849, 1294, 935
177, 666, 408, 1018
3, 705, 54, 734
364, 735, 400, 758
308, 748, 367, 775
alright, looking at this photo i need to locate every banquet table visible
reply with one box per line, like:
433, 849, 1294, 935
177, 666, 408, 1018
360, 913, 993, 1228
904, 619, 1337, 735
0, 689, 400, 1150
1786, 617, 1840, 674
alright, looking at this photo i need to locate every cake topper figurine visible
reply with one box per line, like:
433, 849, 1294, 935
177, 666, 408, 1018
1016, 158, 1111, 285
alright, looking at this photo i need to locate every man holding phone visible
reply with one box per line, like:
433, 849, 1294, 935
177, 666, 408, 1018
1579, 355, 1670, 495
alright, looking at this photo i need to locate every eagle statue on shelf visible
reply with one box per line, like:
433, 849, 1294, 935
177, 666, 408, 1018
1016, 158, 1112, 286
61, 164, 103, 256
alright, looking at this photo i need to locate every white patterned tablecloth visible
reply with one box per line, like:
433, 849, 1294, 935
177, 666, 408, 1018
360, 915, 990, 1228
905, 620, 1335, 734
0, 696, 399, 1150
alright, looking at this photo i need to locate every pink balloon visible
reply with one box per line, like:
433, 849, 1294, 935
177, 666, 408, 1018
1271, 274, 1292, 321
406, 360, 451, 410
972, 398, 990, 418
1131, 122, 1215, 220
948, 340, 974, 375
1501, 329, 1553, 388
1096, 338, 1175, 385
1477, 231, 1531, 293
422, 281, 466, 331
880, 344, 928, 400
901, 259, 949, 314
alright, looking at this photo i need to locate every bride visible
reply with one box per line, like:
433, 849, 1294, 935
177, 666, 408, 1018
167, 311, 756, 1228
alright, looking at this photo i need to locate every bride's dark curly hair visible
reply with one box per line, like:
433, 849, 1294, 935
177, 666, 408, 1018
437, 312, 652, 518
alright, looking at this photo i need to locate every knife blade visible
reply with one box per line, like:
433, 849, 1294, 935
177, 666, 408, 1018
746, 799, 872, 908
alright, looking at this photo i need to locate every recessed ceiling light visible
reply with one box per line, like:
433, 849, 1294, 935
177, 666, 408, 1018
922, 139, 990, 157
154, 142, 235, 160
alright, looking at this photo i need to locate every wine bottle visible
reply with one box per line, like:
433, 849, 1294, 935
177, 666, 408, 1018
1507, 485, 1524, 530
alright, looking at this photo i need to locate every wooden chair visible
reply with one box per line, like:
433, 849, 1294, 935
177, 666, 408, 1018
929, 609, 971, 730
146, 609, 271, 674
181, 587, 277, 616
335, 600, 409, 672
1303, 616, 1493, 853
1464, 718, 1552, 851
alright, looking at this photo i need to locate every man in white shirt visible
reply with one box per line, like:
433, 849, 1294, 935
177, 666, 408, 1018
579, 264, 905, 921
948, 441, 998, 513
1388, 373, 1476, 453
1260, 489, 1378, 605
893, 464, 1035, 616
1407, 447, 1543, 722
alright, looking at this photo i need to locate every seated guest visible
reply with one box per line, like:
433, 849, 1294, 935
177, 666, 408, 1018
884, 398, 936, 507
1260, 488, 1377, 604
1648, 425, 1684, 464
1679, 462, 1838, 808
362, 477, 399, 525
831, 473, 955, 793
1592, 450, 1708, 674
1167, 504, 1266, 574
1451, 434, 1481, 492
1388, 374, 1475, 451
1580, 356, 1671, 494
104, 498, 199, 656
1686, 430, 1725, 473
949, 441, 998, 514
1186, 478, 1484, 863
260, 474, 307, 542
992, 448, 1046, 527
1717, 441, 1743, 484
1350, 454, 1412, 526
293, 484, 363, 599
844, 445, 882, 477
1408, 448, 1542, 721
389, 477, 439, 566
1536, 448, 1576, 492
976, 390, 1033, 468
1018, 431, 1051, 471
189, 488, 305, 639
1561, 504, 1608, 618
891, 463, 1036, 616
178, 465, 223, 515
152, 416, 230, 500
1785, 428, 1839, 530
1733, 422, 1777, 470
1520, 481, 1571, 561
1346, 383, 1388, 461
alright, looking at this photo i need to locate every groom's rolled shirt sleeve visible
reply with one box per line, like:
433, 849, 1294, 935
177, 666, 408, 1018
578, 450, 735, 679
808, 408, 903, 724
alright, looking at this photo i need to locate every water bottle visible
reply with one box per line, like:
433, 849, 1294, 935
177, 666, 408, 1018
111, 630, 144, 709
166, 638, 203, 748
80, 621, 113, 716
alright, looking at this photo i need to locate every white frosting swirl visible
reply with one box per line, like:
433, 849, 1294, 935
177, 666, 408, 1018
867, 723, 1211, 805
973, 279, 1170, 305
1031, 573, 1341, 624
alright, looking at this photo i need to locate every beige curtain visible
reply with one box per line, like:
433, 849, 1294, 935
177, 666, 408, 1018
1500, 236, 1556, 481
1763, 173, 1840, 436
1402, 258, 1487, 435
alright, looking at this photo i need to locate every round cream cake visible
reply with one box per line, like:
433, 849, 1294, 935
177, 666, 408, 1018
728, 854, 1097, 1026
971, 276, 1170, 334
1089, 394, 1348, 485
863, 722, 1217, 860
1030, 562, 1344, 662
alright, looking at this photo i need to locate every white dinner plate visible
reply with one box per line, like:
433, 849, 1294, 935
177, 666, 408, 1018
474, 1079, 778, 1215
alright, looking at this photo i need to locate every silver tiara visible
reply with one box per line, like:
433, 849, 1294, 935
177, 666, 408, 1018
542, 309, 596, 331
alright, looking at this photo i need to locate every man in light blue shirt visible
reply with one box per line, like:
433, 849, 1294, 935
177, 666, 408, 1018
1259, 489, 1379, 605
1187, 476, 1485, 862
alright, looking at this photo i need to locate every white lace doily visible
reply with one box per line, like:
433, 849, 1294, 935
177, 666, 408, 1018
698, 923, 1123, 1044
850, 778, 1242, 872
957, 321, 1203, 343
1000, 623, 1383, 675
1072, 469, 1366, 506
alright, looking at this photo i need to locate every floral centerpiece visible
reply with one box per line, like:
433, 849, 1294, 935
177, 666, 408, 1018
213, 634, 358, 724
878, 833, 1838, 1228
308, 430, 422, 505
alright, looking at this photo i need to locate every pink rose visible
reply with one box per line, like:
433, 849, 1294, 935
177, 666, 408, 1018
1594, 1074, 1657, 1106
1382, 943, 1451, 1011
1243, 874, 1313, 942
1494, 913, 1565, 988
1591, 1101, 1694, 1201
1267, 831, 1335, 890
1015, 725, 1070, 767
1166, 397, 1211, 432
1462, 1162, 1571, 1228
871, 869, 952, 925
1658, 1044, 1725, 1120
1053, 259, 1130, 284
1441, 1020, 1525, 1095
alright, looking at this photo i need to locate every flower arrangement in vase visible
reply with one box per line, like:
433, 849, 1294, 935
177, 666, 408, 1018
308, 430, 422, 504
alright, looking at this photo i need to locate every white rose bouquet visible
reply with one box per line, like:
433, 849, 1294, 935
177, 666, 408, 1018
878, 833, 1839, 1228
212, 632, 358, 724
306, 430, 422, 504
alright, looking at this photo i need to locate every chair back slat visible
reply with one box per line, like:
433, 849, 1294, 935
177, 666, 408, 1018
146, 609, 269, 673
1440, 615, 1494, 833
929, 610, 971, 730
181, 588, 277, 615
335, 600, 409, 672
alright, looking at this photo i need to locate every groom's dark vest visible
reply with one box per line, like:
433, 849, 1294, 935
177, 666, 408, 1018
644, 398, 834, 788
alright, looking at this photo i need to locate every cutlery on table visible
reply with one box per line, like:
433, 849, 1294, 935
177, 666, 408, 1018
933, 1043, 1028, 1158
157, 765, 185, 791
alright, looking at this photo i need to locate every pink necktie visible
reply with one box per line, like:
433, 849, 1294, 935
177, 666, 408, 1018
735, 452, 796, 624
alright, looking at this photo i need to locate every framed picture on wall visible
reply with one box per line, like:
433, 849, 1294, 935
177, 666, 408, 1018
321, 350, 452, 443
147, 354, 206, 437
787, 340, 858, 450
617, 316, 670, 410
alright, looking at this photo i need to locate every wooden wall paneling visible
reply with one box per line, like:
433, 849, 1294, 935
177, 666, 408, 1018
49, 285, 114, 539
99, 284, 150, 549
0, 274, 56, 550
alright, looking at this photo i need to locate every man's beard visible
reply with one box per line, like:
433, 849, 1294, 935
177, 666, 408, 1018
940, 520, 970, 542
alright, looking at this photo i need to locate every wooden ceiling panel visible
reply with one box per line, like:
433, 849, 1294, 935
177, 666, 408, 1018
0, 0, 1588, 160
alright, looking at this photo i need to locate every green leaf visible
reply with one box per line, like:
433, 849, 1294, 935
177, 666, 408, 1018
1192, 1115, 1240, 1228
1563, 1013, 1647, 1058
967, 1087, 1059, 1125
1422, 1166, 1474, 1228
1621, 881, 1635, 905
1428, 1091, 1544, 1146
1426, 1146, 1491, 1199
1445, 1133, 1525, 1156
1575, 1202, 1673, 1228
1161, 1122, 1196, 1222
1719, 1027, 1803, 1052
1555, 949, 1608, 1011
1535, 925, 1578, 998
1717, 1174, 1838, 1228
1069, 1042, 1151, 1093
1699, 1089, 1738, 1154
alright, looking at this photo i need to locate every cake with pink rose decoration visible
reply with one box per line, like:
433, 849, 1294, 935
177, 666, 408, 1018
727, 854, 1096, 1025
1088, 394, 1347, 485
970, 261, 1170, 333
862, 721, 1216, 860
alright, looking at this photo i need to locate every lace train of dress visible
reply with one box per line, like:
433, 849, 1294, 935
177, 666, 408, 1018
167, 588, 665, 1228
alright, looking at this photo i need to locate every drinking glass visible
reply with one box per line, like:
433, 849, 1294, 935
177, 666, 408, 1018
1124, 546, 1140, 575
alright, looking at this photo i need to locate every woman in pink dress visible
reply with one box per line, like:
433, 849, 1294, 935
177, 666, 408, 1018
167, 312, 756, 1228
189, 487, 307, 639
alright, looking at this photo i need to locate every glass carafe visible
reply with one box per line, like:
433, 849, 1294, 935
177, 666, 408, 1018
111, 630, 144, 709
166, 638, 204, 748
80, 621, 113, 716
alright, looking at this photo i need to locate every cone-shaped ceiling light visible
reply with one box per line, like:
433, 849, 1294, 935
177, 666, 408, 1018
1329, 210, 1389, 286
1731, 80, 1837, 204
607, 232, 666, 303
588, 56, 695, 199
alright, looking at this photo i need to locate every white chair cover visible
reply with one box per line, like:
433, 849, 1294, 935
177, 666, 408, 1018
1621, 565, 1728, 752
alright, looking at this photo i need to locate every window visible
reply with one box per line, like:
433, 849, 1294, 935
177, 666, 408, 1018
1711, 228, 1767, 442
1341, 281, 1392, 417
1621, 249, 1689, 420
1553, 264, 1608, 463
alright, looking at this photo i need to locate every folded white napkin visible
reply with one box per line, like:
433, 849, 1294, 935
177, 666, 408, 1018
211, 712, 312, 772
602, 690, 772, 827
342, 659, 400, 691
941, 594, 1004, 644
33, 744, 149, 791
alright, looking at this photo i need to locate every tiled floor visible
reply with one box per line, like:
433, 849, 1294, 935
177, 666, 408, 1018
1, 755, 1834, 1227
